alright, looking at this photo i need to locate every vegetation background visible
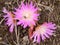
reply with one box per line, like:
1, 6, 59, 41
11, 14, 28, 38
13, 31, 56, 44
0, 0, 60, 45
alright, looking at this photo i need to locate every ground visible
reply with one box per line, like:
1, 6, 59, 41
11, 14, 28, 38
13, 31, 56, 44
0, 0, 60, 45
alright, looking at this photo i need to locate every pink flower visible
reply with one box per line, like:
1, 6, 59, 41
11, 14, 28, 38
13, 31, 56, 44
14, 2, 39, 28
31, 22, 57, 43
3, 7, 15, 32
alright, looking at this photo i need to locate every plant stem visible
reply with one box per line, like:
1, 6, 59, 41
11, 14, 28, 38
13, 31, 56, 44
28, 25, 34, 40
17, 27, 20, 45
15, 23, 19, 45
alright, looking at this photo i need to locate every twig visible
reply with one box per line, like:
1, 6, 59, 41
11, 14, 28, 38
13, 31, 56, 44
37, 3, 53, 12
0, 18, 5, 25
16, 0, 19, 6
13, 41, 16, 45
4, 33, 12, 45
57, 25, 60, 28
0, 41, 9, 45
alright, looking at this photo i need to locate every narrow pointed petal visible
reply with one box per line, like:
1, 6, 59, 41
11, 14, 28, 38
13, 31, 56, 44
9, 24, 14, 32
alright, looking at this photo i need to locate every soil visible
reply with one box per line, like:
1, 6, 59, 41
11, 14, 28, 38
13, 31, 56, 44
0, 0, 60, 45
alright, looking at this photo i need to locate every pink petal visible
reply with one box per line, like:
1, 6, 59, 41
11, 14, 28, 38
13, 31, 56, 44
33, 35, 37, 42
9, 24, 14, 32
37, 35, 40, 43
44, 33, 50, 38
41, 34, 45, 40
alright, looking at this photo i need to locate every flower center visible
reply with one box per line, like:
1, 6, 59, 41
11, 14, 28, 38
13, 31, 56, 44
22, 10, 32, 20
36, 25, 46, 34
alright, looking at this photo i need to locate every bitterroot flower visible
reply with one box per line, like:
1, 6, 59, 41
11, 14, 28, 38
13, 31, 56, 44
14, 2, 39, 28
3, 7, 15, 32
31, 22, 57, 43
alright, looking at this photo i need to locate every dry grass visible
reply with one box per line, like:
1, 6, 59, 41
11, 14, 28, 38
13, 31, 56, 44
0, 0, 60, 45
